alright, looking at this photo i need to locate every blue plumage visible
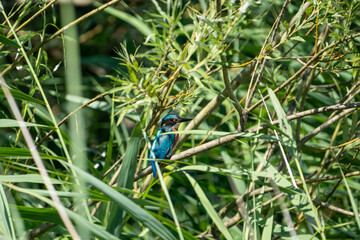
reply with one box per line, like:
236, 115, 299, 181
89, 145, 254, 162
149, 114, 191, 177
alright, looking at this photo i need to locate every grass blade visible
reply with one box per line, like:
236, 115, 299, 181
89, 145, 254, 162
184, 172, 233, 240
0, 119, 49, 128
337, 162, 360, 231
67, 161, 177, 240
0, 88, 45, 105
261, 201, 274, 240
108, 122, 142, 235
266, 88, 324, 238
0, 184, 15, 239
5, 183, 118, 240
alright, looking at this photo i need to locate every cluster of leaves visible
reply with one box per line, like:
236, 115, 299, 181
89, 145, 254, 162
0, 0, 360, 239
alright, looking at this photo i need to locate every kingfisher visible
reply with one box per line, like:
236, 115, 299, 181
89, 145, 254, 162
149, 113, 192, 177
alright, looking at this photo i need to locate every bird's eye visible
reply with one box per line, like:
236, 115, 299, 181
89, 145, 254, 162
173, 118, 179, 121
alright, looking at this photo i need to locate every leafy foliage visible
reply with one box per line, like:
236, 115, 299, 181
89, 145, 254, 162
0, 0, 360, 239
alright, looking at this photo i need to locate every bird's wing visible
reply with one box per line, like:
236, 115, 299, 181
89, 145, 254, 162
150, 128, 175, 159
149, 128, 176, 178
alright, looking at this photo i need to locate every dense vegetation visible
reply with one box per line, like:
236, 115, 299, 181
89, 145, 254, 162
1, 0, 360, 239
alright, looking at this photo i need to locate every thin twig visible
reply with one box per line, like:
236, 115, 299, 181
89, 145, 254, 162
135, 102, 360, 180
248, 32, 360, 112
298, 108, 357, 148
206, 170, 360, 238
174, 62, 255, 150
216, 0, 245, 131
27, 223, 57, 240
244, 0, 291, 111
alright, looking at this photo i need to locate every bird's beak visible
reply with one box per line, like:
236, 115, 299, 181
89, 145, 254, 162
178, 118, 192, 123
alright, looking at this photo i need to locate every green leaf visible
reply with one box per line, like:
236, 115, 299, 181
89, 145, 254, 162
0, 88, 45, 105
117, 122, 142, 189
265, 44, 272, 52
12, 205, 63, 224
0, 174, 62, 184
0, 184, 15, 239
338, 165, 360, 231
94, 2, 152, 38
6, 184, 119, 240
290, 36, 306, 42
296, 235, 319, 240
184, 172, 233, 240
66, 162, 177, 240
0, 119, 49, 128
283, 21, 289, 30
108, 122, 142, 236
267, 88, 296, 155
0, 33, 20, 48
300, 22, 314, 29
178, 164, 290, 183
0, 147, 67, 161
261, 201, 274, 240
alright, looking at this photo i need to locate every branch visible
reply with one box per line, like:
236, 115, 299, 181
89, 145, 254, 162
248, 31, 360, 112
175, 2, 313, 150
174, 62, 255, 149
27, 223, 57, 240
206, 170, 360, 238
134, 102, 360, 180
244, 0, 291, 110
298, 107, 357, 148
216, 0, 245, 130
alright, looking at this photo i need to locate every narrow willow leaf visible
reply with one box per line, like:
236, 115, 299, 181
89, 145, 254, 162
255, 152, 318, 229
11, 205, 63, 225
0, 184, 15, 239
117, 122, 142, 190
0, 119, 49, 128
338, 165, 360, 231
261, 201, 274, 240
296, 234, 320, 240
6, 184, 118, 240
0, 88, 45, 105
0, 33, 20, 48
65, 162, 177, 240
0, 147, 67, 161
94, 2, 152, 38
267, 88, 324, 234
0, 174, 62, 184
29, 190, 88, 199
290, 36, 306, 42
108, 122, 142, 236
184, 172, 233, 240
267, 88, 296, 155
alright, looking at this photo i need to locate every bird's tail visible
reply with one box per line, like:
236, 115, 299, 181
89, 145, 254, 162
150, 160, 157, 178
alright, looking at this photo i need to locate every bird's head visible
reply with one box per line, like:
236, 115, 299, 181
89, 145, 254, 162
161, 113, 192, 128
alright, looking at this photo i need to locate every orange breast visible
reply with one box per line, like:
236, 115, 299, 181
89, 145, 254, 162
171, 127, 179, 147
